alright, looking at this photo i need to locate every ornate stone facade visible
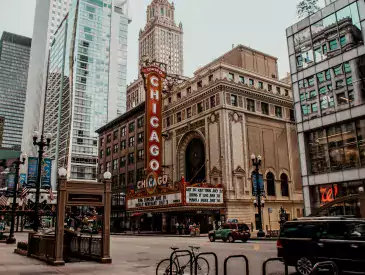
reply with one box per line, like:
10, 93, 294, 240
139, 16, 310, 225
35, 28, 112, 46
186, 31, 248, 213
162, 45, 304, 230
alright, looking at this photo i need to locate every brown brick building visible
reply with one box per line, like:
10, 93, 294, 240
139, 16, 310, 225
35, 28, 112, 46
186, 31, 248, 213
95, 103, 145, 231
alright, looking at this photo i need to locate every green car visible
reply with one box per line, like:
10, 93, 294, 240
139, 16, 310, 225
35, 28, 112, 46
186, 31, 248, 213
208, 223, 251, 243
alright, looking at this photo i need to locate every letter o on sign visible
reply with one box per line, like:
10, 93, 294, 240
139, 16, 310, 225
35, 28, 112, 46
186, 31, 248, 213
150, 76, 159, 87
149, 160, 159, 171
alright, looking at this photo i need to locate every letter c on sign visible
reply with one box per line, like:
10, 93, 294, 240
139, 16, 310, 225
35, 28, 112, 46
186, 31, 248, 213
150, 116, 159, 128
150, 76, 159, 87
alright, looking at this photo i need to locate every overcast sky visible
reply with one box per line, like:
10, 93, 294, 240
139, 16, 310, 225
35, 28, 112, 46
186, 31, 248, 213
0, 0, 324, 84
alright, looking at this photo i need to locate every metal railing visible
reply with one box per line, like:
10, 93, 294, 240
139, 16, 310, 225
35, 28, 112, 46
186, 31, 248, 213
28, 234, 55, 261
224, 255, 249, 275
70, 235, 102, 258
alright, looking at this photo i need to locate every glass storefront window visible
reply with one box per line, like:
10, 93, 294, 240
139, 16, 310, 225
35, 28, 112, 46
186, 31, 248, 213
308, 129, 331, 174
356, 119, 365, 167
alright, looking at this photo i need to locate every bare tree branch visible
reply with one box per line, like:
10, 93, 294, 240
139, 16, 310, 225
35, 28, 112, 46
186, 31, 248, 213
297, 0, 320, 18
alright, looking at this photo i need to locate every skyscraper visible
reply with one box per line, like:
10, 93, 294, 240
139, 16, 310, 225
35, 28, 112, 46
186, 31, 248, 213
44, 0, 131, 180
0, 32, 32, 149
22, 0, 71, 157
126, 0, 184, 110
286, 0, 365, 216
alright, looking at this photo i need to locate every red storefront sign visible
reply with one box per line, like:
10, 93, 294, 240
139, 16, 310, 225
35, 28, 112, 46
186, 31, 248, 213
141, 65, 166, 187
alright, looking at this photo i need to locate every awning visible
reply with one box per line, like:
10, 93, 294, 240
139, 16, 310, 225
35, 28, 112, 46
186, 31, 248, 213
127, 205, 225, 213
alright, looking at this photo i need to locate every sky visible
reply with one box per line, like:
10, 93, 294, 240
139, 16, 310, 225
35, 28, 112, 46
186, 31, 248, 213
0, 0, 324, 84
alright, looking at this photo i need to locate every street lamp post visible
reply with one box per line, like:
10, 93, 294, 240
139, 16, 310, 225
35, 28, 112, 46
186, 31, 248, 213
251, 153, 266, 238
6, 154, 26, 244
32, 131, 52, 232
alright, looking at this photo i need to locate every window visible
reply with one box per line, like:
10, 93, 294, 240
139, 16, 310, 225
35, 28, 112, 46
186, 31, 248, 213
281, 174, 289, 197
268, 84, 272, 91
285, 89, 289, 96
302, 105, 310, 115
177, 112, 182, 122
247, 99, 255, 112
228, 73, 234, 81
261, 102, 269, 115
100, 138, 104, 146
120, 173, 126, 186
210, 96, 216, 108
276, 87, 281, 94
128, 171, 134, 184
290, 109, 295, 121
297, 55, 303, 67
129, 136, 135, 147
100, 150, 104, 157
168, 97, 172, 103
121, 127, 126, 137
107, 134, 111, 143
137, 149, 144, 161
177, 92, 181, 99
239, 76, 244, 83
329, 39, 338, 50
128, 152, 134, 164
120, 140, 126, 150
337, 93, 348, 105
129, 122, 135, 132
113, 130, 118, 140
344, 62, 351, 73
266, 172, 275, 196
106, 162, 111, 171
231, 95, 238, 106
187, 86, 191, 94
137, 117, 144, 128
317, 72, 325, 83
137, 168, 144, 181
113, 159, 118, 170
166, 116, 171, 127
300, 93, 306, 101
197, 102, 203, 113
138, 132, 144, 144
197, 80, 202, 88
325, 70, 331, 80
336, 80, 344, 89
187, 107, 192, 118
258, 82, 263, 89
323, 44, 328, 54
113, 144, 118, 153
106, 147, 111, 156
209, 75, 213, 82
275, 106, 282, 118
349, 90, 354, 102
310, 90, 317, 98
346, 76, 352, 85
319, 87, 327, 94
249, 79, 254, 86
308, 77, 315, 86
120, 156, 126, 167
334, 65, 342, 76
340, 35, 346, 47
311, 103, 318, 112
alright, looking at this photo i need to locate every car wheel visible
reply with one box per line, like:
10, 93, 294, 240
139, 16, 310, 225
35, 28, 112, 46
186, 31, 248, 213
228, 235, 235, 243
222, 238, 227, 242
209, 234, 215, 242
296, 257, 313, 275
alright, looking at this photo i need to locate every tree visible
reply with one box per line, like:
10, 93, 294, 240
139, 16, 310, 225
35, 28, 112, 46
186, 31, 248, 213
297, 0, 320, 18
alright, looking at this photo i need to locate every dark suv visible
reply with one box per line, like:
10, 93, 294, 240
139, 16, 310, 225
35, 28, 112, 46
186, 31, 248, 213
277, 217, 365, 275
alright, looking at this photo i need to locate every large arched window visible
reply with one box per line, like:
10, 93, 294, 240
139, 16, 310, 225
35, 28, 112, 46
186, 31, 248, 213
281, 174, 289, 197
266, 172, 276, 196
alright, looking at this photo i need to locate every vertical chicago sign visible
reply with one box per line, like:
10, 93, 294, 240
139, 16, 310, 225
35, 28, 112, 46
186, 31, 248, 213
141, 63, 167, 192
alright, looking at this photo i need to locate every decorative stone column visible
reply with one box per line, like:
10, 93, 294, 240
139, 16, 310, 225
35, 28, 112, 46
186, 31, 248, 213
101, 178, 112, 263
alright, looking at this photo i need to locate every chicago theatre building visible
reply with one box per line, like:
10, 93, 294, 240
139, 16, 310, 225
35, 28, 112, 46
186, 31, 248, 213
121, 45, 304, 233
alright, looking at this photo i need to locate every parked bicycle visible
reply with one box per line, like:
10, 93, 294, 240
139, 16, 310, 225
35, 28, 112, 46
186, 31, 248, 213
156, 246, 210, 275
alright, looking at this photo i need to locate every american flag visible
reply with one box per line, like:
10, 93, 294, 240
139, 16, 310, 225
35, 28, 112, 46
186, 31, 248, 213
0, 195, 8, 206
20, 187, 30, 199
48, 188, 54, 201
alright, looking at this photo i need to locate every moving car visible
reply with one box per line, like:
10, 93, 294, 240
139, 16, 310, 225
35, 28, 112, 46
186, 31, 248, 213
208, 223, 250, 243
277, 217, 365, 275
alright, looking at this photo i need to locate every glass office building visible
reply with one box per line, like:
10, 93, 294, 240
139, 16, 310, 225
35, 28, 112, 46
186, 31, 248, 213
44, 0, 131, 180
0, 32, 31, 149
286, 0, 365, 215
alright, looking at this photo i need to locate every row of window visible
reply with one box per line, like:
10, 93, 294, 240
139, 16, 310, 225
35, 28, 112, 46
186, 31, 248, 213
100, 132, 144, 157
101, 117, 144, 145
252, 172, 289, 197
104, 149, 145, 170
110, 168, 145, 188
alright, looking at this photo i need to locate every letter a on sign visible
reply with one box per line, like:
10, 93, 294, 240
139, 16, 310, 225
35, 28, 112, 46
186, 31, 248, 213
141, 64, 166, 179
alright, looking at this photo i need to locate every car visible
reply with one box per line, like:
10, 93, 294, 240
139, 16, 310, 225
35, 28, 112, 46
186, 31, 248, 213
208, 223, 250, 243
277, 217, 365, 275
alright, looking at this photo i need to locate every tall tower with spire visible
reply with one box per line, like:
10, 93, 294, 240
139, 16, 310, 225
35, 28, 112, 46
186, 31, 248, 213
138, 0, 183, 75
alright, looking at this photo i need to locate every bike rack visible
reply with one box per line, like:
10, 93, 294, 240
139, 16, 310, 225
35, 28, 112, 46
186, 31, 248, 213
310, 261, 338, 275
169, 250, 193, 275
194, 252, 218, 275
262, 257, 288, 275
224, 255, 249, 275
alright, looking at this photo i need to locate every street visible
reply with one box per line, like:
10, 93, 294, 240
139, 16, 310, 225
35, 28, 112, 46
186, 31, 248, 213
0, 233, 296, 275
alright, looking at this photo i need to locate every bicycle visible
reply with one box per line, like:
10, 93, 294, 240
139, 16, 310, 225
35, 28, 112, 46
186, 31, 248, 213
156, 245, 210, 275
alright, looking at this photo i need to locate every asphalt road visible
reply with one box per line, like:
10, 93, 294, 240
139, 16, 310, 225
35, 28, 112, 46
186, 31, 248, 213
8, 233, 295, 275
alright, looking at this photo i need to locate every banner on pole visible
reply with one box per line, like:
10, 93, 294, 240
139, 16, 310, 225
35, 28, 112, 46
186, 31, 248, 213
27, 157, 38, 188
6, 173, 16, 197
19, 173, 27, 187
41, 158, 52, 189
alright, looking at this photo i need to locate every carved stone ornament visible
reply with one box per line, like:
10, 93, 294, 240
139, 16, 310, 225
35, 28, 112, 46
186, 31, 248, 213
210, 166, 222, 177
228, 112, 242, 123
207, 113, 219, 124
233, 166, 245, 175
162, 131, 172, 141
